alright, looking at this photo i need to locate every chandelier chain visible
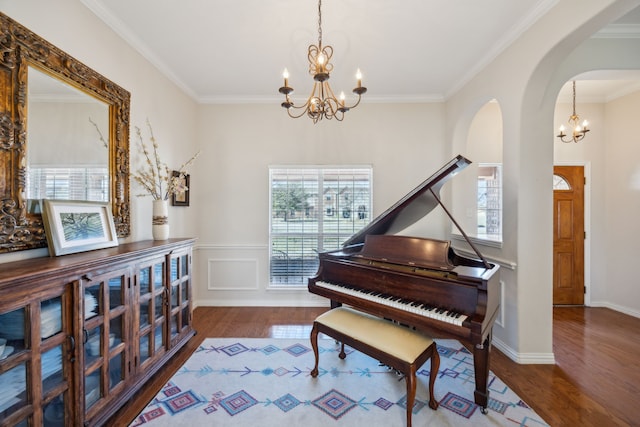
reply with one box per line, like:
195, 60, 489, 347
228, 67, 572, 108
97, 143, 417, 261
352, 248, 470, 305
572, 80, 577, 116
318, 0, 323, 47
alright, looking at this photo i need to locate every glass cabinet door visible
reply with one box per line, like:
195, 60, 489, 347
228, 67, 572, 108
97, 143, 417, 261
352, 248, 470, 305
0, 286, 72, 426
137, 258, 167, 366
168, 250, 192, 344
81, 268, 129, 420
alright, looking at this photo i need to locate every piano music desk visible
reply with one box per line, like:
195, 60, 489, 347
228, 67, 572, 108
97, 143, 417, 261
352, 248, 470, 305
310, 307, 439, 427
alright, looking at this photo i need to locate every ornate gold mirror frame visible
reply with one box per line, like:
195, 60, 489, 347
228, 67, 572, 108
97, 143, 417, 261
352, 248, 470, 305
0, 12, 130, 253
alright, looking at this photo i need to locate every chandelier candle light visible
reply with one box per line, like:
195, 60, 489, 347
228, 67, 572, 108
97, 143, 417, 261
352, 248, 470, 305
279, 0, 367, 123
557, 80, 590, 143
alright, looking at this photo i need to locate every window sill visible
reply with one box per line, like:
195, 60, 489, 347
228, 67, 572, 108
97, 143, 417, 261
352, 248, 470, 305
267, 283, 309, 291
451, 233, 503, 249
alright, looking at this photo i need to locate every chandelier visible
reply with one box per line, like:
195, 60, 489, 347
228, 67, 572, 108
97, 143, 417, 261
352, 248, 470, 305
557, 80, 590, 143
279, 0, 367, 123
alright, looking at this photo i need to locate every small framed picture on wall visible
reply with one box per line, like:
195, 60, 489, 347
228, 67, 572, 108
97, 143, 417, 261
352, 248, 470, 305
171, 170, 190, 207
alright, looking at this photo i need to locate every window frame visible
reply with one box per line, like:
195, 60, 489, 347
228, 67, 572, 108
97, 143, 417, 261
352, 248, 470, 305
476, 163, 502, 243
268, 165, 373, 288
452, 162, 503, 248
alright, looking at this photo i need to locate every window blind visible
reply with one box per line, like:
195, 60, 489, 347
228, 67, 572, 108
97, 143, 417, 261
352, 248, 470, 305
269, 166, 372, 285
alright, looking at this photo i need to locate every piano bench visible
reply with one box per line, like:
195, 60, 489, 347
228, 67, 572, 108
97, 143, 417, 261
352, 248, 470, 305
310, 307, 439, 427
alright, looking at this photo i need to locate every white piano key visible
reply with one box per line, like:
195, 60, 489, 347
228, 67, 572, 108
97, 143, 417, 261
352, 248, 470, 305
315, 281, 468, 326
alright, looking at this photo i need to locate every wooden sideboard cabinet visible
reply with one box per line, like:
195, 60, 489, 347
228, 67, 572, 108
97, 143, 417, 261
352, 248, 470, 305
0, 239, 196, 427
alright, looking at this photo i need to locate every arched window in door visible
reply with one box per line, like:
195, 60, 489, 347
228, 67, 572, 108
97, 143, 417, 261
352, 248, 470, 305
553, 174, 571, 190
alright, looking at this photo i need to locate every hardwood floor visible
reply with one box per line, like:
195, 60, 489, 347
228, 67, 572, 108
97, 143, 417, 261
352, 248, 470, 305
493, 307, 640, 427
108, 306, 640, 427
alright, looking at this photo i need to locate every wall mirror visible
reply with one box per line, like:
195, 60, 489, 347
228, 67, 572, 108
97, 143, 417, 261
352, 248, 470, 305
0, 12, 130, 254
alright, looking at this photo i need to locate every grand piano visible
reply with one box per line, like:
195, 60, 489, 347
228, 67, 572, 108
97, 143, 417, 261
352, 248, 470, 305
308, 155, 500, 413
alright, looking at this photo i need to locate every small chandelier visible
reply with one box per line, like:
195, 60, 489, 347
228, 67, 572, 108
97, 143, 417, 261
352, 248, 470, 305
557, 80, 590, 143
279, 0, 367, 123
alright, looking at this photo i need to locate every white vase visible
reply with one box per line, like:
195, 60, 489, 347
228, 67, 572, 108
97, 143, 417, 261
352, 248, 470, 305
152, 199, 170, 240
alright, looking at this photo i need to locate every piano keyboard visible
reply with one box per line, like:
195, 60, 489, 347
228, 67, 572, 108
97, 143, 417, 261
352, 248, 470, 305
315, 281, 469, 326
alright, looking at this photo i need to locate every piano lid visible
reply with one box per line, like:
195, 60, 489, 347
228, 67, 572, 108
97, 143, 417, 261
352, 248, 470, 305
343, 155, 471, 247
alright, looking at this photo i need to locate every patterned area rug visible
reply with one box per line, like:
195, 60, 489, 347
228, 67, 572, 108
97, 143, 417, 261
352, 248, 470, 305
131, 338, 548, 426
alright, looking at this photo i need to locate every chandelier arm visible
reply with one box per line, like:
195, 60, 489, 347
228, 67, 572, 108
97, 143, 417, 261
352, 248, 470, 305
318, 81, 327, 104
305, 81, 321, 106
328, 105, 346, 121
286, 105, 312, 119
284, 82, 322, 118
324, 98, 339, 119
325, 90, 343, 119
345, 94, 363, 109
322, 81, 338, 104
321, 80, 351, 114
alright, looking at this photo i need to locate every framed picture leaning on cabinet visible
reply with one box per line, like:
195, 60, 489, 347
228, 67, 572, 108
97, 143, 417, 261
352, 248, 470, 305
42, 200, 118, 256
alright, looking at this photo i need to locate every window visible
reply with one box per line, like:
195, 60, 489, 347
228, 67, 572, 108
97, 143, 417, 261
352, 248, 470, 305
553, 174, 571, 190
269, 166, 372, 286
477, 164, 502, 241
27, 167, 109, 202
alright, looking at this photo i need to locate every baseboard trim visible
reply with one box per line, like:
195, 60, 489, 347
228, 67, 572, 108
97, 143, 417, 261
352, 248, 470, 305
492, 336, 555, 365
193, 299, 329, 309
589, 301, 640, 319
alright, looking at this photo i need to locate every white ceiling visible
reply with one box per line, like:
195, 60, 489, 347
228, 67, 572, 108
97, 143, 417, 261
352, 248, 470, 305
79, 0, 640, 104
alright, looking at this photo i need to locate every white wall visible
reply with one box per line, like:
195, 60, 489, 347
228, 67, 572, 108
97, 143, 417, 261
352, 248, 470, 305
0, 0, 200, 264
193, 102, 450, 306
602, 90, 640, 315
446, 0, 640, 362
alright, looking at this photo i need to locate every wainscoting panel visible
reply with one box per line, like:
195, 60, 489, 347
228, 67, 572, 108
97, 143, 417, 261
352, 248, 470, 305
208, 258, 258, 290
193, 244, 327, 307
495, 280, 505, 327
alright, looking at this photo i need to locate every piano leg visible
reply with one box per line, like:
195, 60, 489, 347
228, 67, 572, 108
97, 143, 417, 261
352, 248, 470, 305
473, 332, 492, 414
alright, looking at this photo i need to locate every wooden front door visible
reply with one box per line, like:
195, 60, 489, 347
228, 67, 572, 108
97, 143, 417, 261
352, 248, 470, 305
553, 166, 585, 305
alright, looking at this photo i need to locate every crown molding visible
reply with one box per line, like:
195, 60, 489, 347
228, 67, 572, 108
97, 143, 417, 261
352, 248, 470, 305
593, 24, 640, 39
196, 94, 446, 105
445, 0, 559, 99
81, 0, 199, 100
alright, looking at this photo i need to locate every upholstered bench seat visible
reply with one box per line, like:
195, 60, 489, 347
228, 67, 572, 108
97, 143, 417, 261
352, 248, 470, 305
310, 307, 439, 427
